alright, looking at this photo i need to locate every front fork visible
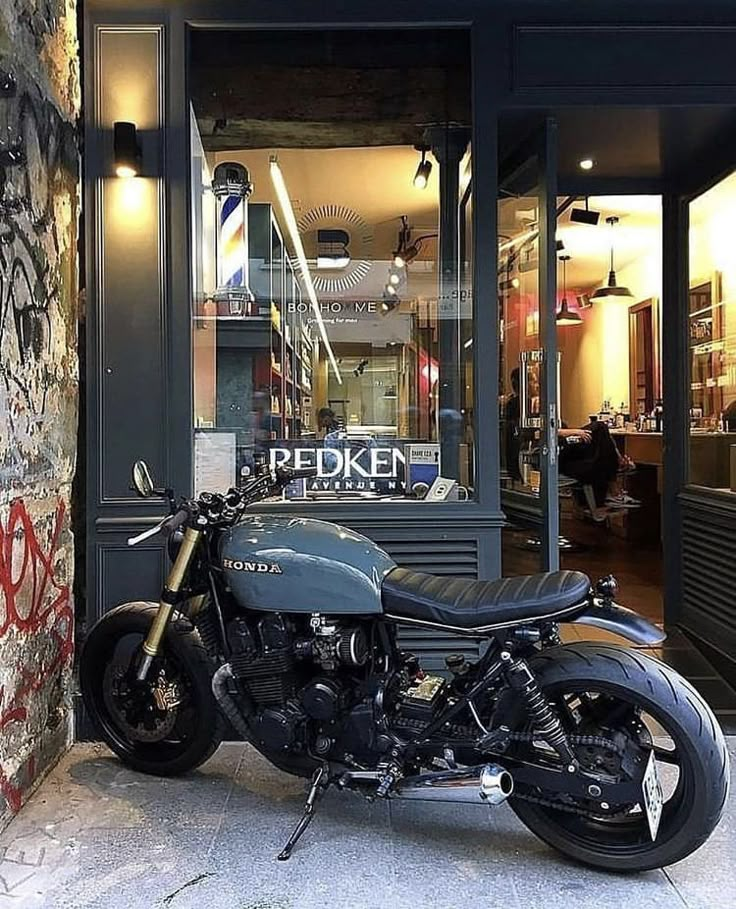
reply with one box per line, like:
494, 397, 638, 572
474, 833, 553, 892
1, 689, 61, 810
136, 527, 202, 681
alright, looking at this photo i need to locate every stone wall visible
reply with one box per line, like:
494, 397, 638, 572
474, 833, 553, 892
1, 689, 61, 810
0, 0, 80, 830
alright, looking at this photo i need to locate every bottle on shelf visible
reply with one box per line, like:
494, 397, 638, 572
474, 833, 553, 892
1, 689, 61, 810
654, 398, 663, 433
615, 402, 626, 429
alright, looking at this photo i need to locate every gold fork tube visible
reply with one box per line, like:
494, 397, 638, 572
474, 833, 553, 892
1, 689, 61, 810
137, 527, 202, 680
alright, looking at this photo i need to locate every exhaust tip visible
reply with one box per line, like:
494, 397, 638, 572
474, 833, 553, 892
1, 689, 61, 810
480, 764, 514, 805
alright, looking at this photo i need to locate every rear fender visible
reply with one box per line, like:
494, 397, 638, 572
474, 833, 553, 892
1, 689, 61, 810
570, 599, 665, 646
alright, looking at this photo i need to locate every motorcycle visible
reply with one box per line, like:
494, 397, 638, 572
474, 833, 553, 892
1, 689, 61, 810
80, 460, 729, 871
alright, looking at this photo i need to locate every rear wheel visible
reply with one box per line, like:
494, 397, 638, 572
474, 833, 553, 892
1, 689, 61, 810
506, 643, 729, 871
80, 602, 226, 776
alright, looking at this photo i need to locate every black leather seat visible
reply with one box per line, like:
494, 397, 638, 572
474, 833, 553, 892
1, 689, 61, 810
381, 568, 591, 630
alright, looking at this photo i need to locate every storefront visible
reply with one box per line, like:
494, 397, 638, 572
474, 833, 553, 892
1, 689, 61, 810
83, 0, 736, 674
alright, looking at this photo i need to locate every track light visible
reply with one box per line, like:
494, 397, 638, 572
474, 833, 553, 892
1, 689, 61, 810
385, 283, 398, 297
389, 271, 401, 286
113, 121, 141, 178
413, 145, 432, 189
399, 243, 420, 265
570, 197, 601, 226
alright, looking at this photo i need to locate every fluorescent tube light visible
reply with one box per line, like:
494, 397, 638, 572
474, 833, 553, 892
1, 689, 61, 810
269, 158, 342, 384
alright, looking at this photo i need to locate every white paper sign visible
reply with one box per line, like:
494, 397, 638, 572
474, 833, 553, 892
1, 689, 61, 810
195, 431, 236, 496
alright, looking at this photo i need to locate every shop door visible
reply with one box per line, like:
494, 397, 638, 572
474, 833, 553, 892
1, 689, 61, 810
498, 120, 560, 571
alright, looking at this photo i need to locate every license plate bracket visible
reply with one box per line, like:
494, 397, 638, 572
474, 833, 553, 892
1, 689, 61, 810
642, 749, 664, 841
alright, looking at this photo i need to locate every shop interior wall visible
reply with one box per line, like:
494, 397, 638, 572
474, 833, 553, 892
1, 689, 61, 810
559, 236, 663, 428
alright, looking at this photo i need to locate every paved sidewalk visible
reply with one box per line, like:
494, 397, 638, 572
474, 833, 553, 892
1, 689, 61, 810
0, 741, 734, 909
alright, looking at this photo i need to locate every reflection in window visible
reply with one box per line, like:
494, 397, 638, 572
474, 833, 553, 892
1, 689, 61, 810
688, 172, 736, 492
189, 30, 473, 502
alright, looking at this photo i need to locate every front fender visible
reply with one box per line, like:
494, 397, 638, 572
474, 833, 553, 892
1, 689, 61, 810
571, 599, 665, 646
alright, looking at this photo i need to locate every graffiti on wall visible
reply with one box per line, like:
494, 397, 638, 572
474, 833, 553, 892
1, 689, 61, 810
0, 0, 80, 825
0, 499, 72, 813
0, 65, 78, 486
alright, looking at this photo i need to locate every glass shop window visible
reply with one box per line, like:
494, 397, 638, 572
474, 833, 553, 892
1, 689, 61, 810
188, 29, 473, 502
688, 172, 736, 493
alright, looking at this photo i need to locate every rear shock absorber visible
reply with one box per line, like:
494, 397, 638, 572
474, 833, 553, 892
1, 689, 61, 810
504, 656, 577, 768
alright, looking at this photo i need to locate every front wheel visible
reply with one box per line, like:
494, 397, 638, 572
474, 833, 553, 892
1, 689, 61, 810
506, 643, 729, 871
80, 602, 226, 776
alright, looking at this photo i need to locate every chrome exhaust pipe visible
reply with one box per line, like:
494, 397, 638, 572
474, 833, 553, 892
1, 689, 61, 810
391, 763, 513, 806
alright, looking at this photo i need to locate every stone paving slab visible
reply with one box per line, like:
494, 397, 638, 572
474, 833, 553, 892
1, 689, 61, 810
0, 741, 734, 909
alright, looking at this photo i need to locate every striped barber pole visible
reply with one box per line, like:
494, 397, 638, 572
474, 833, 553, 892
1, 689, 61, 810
219, 193, 246, 290
213, 162, 254, 315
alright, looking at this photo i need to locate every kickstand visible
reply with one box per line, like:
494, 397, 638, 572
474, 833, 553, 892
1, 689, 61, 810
277, 764, 329, 861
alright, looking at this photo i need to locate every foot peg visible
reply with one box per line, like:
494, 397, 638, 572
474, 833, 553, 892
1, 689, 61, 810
277, 764, 329, 861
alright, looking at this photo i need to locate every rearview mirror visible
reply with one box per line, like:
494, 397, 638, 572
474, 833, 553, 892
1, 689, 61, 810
132, 460, 155, 498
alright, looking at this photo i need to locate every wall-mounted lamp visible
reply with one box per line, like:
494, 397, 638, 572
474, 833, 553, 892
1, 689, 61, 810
413, 145, 432, 189
113, 121, 141, 178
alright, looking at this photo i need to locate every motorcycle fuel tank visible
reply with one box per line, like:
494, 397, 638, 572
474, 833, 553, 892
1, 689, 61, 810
219, 515, 396, 614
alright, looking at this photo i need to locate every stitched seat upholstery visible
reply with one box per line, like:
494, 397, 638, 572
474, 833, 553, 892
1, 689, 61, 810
381, 568, 591, 629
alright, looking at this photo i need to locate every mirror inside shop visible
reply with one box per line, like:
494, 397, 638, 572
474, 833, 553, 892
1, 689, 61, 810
189, 29, 473, 502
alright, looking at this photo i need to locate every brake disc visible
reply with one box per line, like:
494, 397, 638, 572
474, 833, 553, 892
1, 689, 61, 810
103, 663, 179, 743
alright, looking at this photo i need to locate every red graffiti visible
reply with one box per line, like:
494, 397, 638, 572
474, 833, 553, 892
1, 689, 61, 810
0, 498, 72, 814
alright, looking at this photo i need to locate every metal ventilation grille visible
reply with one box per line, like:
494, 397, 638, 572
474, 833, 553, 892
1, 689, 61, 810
681, 499, 736, 657
376, 537, 482, 673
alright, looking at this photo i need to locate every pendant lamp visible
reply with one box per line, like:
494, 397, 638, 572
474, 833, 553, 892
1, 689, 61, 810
591, 216, 632, 301
556, 255, 582, 326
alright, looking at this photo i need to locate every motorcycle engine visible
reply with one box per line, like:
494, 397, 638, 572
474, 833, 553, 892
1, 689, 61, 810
225, 614, 372, 757
225, 612, 449, 764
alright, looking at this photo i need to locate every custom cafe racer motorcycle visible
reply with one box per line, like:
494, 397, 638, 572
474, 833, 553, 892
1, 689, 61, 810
81, 461, 729, 871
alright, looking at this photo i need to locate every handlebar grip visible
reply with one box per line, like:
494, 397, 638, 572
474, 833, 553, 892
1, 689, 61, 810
164, 508, 188, 532
275, 466, 318, 483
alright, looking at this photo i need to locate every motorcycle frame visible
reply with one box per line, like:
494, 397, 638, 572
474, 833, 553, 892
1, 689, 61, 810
134, 520, 657, 808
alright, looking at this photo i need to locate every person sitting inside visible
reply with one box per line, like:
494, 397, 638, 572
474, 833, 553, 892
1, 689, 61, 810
559, 418, 637, 522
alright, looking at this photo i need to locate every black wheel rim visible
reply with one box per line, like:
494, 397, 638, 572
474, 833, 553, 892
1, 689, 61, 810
512, 681, 694, 858
87, 629, 202, 764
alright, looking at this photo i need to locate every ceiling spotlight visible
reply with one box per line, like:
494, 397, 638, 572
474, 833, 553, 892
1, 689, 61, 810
393, 253, 406, 269
389, 271, 401, 286
578, 158, 595, 171
570, 197, 601, 226
113, 121, 141, 178
413, 145, 432, 189
381, 295, 399, 314
591, 216, 633, 302
385, 283, 398, 297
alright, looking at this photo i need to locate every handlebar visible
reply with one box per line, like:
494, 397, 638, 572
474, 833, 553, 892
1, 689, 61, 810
128, 465, 320, 545
163, 508, 189, 533
274, 465, 319, 483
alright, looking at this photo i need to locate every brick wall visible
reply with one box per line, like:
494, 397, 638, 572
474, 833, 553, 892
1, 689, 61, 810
0, 0, 80, 829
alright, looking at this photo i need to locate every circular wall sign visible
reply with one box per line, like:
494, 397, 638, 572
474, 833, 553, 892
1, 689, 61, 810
297, 204, 374, 294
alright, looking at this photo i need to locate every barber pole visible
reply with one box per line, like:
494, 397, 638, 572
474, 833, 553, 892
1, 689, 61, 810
213, 162, 255, 316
